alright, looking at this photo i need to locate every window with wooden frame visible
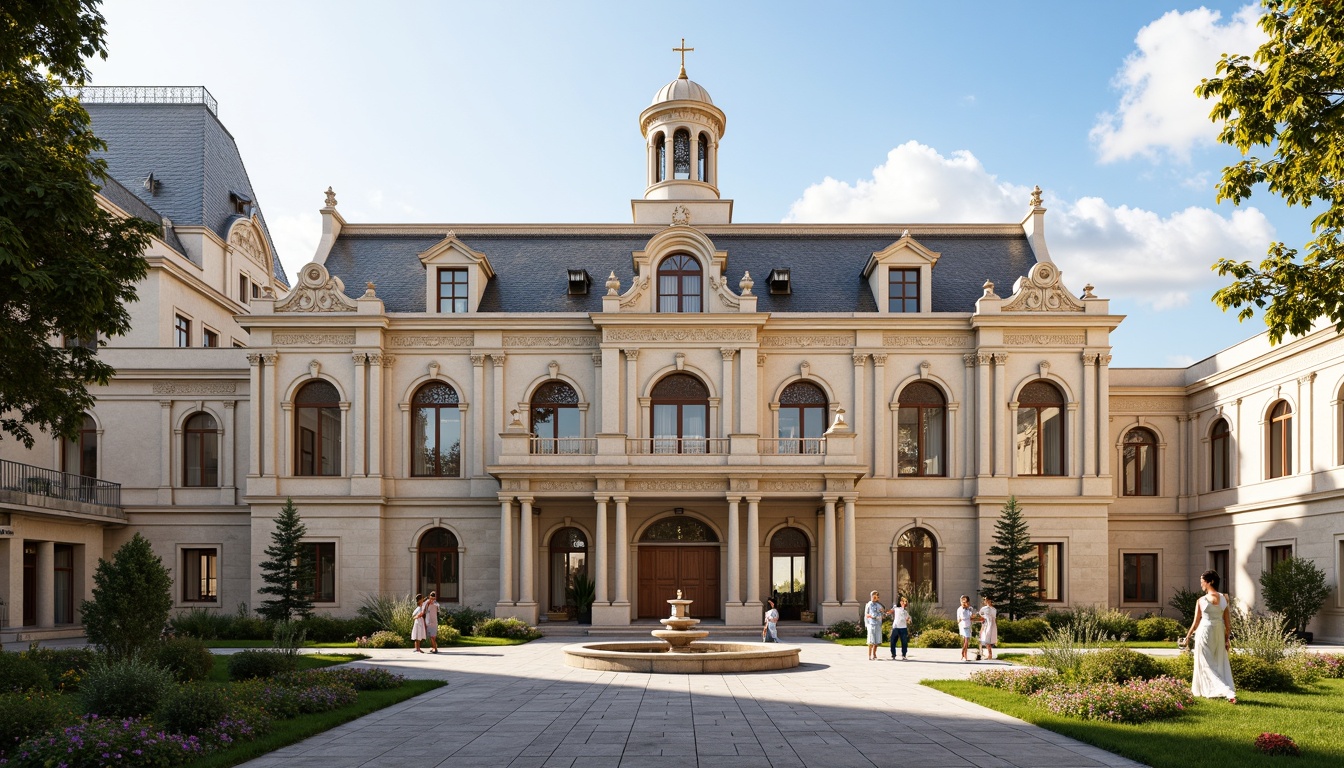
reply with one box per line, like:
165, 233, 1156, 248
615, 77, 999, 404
182, 548, 218, 602
1266, 544, 1293, 573
183, 412, 220, 487
656, 255, 702, 313
1210, 549, 1230, 590
650, 373, 709, 453
202, 328, 219, 348
888, 268, 919, 313
1210, 418, 1231, 490
294, 380, 341, 476
1122, 428, 1158, 496
1015, 381, 1065, 476
896, 382, 946, 476
777, 381, 827, 454
1122, 552, 1159, 602
62, 413, 97, 478
530, 380, 581, 454
304, 542, 336, 602
411, 382, 461, 476
1268, 401, 1292, 478
174, 314, 191, 347
1036, 542, 1063, 602
896, 527, 938, 600
437, 268, 468, 313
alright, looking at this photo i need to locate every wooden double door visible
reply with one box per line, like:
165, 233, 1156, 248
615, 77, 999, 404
636, 545, 720, 619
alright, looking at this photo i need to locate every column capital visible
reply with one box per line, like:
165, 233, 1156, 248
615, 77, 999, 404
369, 353, 393, 366
743, 495, 762, 504
352, 352, 368, 365
490, 352, 507, 365
852, 353, 869, 366
515, 495, 534, 504
261, 352, 279, 365
963, 353, 978, 368
992, 353, 1008, 365
623, 348, 640, 362
470, 353, 486, 367
871, 353, 887, 366
592, 352, 603, 367
611, 495, 630, 504
1101, 354, 1113, 367
246, 353, 263, 366
720, 348, 737, 361
822, 495, 839, 505
1082, 352, 1101, 365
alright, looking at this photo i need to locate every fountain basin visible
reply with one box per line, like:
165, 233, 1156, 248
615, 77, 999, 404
563, 641, 800, 673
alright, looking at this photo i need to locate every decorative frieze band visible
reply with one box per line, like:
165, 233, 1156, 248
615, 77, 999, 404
626, 479, 726, 492
151, 381, 237, 395
763, 479, 825, 492
502, 335, 599, 348
390, 334, 474, 348
883, 333, 973, 348
603, 327, 753, 343
1004, 333, 1087, 346
760, 334, 855, 348
273, 332, 356, 345
532, 480, 593, 492
1110, 396, 1187, 413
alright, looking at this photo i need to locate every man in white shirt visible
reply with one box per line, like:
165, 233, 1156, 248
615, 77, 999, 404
888, 595, 911, 660
763, 598, 780, 642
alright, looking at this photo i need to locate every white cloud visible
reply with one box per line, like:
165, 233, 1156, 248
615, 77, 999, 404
783, 142, 1274, 310
1090, 4, 1263, 163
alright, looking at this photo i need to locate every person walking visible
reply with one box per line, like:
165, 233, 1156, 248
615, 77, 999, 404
1186, 569, 1236, 703
977, 596, 998, 660
763, 598, 780, 643
410, 593, 428, 653
424, 591, 440, 653
956, 595, 975, 661
864, 591, 886, 660
888, 595, 911, 660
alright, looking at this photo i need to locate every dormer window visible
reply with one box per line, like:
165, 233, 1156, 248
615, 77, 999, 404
657, 254, 701, 313
229, 192, 252, 215
889, 269, 919, 312
862, 236, 940, 314
438, 268, 468, 313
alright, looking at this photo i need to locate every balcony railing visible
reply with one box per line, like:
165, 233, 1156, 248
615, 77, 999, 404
626, 438, 730, 455
529, 437, 598, 455
758, 438, 827, 455
76, 86, 218, 116
0, 459, 122, 511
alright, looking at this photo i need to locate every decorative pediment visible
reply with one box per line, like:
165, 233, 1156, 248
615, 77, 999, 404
861, 234, 941, 277
227, 217, 269, 268
417, 235, 495, 277
1002, 262, 1085, 312
275, 262, 358, 312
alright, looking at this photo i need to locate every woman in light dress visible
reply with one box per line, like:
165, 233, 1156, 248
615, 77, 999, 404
411, 593, 428, 653
863, 591, 886, 660
956, 595, 975, 661
976, 596, 998, 661
1185, 569, 1236, 703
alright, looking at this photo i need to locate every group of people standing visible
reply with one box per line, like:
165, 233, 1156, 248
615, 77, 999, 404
411, 591, 440, 653
862, 591, 997, 661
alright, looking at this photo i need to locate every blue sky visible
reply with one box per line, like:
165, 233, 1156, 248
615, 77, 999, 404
86, 1, 1304, 367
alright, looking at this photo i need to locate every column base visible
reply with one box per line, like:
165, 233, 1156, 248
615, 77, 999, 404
494, 602, 538, 625
818, 602, 850, 626
724, 603, 762, 627
592, 603, 631, 626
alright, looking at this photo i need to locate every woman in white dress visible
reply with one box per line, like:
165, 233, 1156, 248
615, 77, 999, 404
977, 596, 998, 661
1185, 569, 1236, 703
411, 593, 428, 653
956, 595, 975, 661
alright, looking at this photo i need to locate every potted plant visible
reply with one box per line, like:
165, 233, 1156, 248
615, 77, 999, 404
800, 609, 817, 623
567, 572, 596, 625
1260, 555, 1331, 642
545, 606, 570, 622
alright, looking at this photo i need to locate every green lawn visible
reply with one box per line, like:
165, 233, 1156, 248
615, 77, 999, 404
204, 636, 533, 649
206, 652, 368, 682
924, 678, 1344, 768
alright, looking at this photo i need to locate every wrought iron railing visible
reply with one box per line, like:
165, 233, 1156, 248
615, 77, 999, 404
76, 86, 218, 116
529, 437, 597, 455
0, 459, 122, 511
759, 438, 827, 455
626, 437, 729, 455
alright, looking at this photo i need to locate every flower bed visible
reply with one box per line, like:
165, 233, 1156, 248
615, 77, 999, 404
968, 667, 1060, 695
1029, 676, 1194, 724
1254, 732, 1301, 757
0, 714, 257, 767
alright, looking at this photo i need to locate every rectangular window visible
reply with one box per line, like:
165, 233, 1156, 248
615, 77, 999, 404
437, 268, 469, 313
1036, 543, 1063, 602
888, 268, 919, 313
239, 275, 250, 304
174, 315, 191, 347
182, 548, 218, 602
202, 328, 219, 348
306, 542, 336, 602
232, 340, 246, 348
252, 283, 260, 299
1210, 549, 1230, 588
63, 334, 98, 352
1267, 544, 1293, 573
1122, 552, 1158, 602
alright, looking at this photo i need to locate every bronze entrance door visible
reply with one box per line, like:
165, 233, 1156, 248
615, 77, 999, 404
637, 545, 720, 619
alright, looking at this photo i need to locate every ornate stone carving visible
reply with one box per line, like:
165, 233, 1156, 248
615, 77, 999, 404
623, 348, 640, 362
261, 353, 278, 365
228, 220, 268, 268
871, 353, 887, 365
1082, 353, 1101, 365
641, 109, 723, 135
369, 354, 394, 366
502, 335, 598, 348
390, 334, 473, 347
533, 480, 592, 492
605, 271, 620, 295
729, 478, 754, 491
275, 263, 358, 312
707, 275, 741, 309
852, 353, 869, 366
500, 480, 523, 491
1110, 396, 1187, 412
992, 353, 1008, 365
274, 332, 356, 345
596, 478, 622, 492
469, 354, 486, 366
1002, 262, 1085, 312
627, 479, 725, 492
324, 187, 338, 207
1030, 185, 1043, 207
963, 353, 978, 368
490, 353, 507, 365
883, 333, 973, 348
604, 327, 753, 342
720, 348, 737, 361
1004, 333, 1086, 346
671, 205, 691, 226
246, 353, 263, 365
151, 381, 237, 395
764, 479, 824, 492
761, 334, 855, 347
618, 276, 650, 309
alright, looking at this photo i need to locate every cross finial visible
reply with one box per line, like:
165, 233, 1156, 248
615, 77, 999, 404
673, 37, 694, 79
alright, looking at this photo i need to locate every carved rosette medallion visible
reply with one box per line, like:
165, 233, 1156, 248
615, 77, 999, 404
1002, 262, 1085, 312
274, 263, 358, 312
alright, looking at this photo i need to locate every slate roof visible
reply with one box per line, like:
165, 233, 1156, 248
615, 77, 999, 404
84, 102, 289, 286
96, 174, 186, 254
322, 229, 1037, 314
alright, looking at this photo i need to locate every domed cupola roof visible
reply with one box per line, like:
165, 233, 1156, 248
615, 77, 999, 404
652, 73, 713, 105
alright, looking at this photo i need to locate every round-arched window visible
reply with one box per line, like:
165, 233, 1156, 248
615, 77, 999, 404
295, 380, 341, 476
896, 527, 937, 600
657, 254, 702, 313
651, 373, 709, 454
897, 382, 946, 476
654, 131, 667, 182
639, 517, 719, 543
531, 381, 580, 454
412, 382, 461, 477
418, 528, 459, 603
778, 381, 827, 452
1210, 418, 1231, 490
673, 128, 691, 179
1122, 428, 1158, 496
184, 412, 220, 487
1269, 401, 1292, 479
1015, 380, 1065, 476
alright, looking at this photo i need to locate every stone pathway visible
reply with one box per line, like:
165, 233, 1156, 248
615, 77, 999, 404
237, 635, 1144, 768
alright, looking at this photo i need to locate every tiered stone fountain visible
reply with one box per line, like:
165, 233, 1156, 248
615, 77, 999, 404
563, 591, 800, 673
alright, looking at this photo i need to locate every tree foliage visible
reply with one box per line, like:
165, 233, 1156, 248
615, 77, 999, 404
1197, 0, 1344, 343
980, 496, 1043, 620
1, 0, 156, 447
80, 532, 173, 659
256, 498, 315, 622
1259, 555, 1331, 634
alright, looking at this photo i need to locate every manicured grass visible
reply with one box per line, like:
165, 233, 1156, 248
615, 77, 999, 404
205, 636, 533, 649
206, 652, 368, 682
183, 679, 445, 768
924, 678, 1344, 768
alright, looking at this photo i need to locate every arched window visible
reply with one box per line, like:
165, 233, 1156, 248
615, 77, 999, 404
655, 132, 666, 182
295, 380, 341, 476
697, 131, 709, 182
411, 382, 461, 477
549, 527, 587, 614
897, 527, 937, 600
1268, 400, 1292, 479
418, 528, 459, 603
639, 516, 718, 542
673, 128, 691, 179
651, 373, 709, 453
1015, 381, 1065, 476
531, 381, 580, 454
1210, 418, 1231, 490
1122, 428, 1158, 496
778, 381, 827, 453
770, 527, 809, 620
62, 413, 97, 478
183, 412, 220, 487
897, 382, 946, 476
657, 254, 702, 313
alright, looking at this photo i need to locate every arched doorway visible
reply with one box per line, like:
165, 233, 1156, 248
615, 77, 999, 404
769, 527, 810, 620
417, 528, 459, 603
548, 527, 587, 618
636, 516, 720, 618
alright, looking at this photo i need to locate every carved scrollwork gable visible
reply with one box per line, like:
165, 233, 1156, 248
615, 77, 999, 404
619, 276, 651, 309
275, 262, 358, 313
1002, 262, 1085, 312
707, 275, 741, 309
227, 218, 268, 268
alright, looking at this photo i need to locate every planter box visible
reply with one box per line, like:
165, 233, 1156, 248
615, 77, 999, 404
800, 610, 817, 623
546, 611, 570, 622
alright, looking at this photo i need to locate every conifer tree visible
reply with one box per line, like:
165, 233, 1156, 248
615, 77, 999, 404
980, 496, 1043, 620
257, 497, 314, 622
80, 532, 172, 659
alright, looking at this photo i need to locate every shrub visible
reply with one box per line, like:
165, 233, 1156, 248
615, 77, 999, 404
902, 584, 945, 636
272, 620, 307, 666
1156, 652, 1195, 680
0, 691, 71, 757
274, 667, 406, 691
1232, 608, 1301, 663
1077, 647, 1162, 684
1280, 651, 1328, 685
1068, 605, 1137, 640
1043, 607, 1077, 629
4, 715, 206, 767
1230, 654, 1295, 692
1030, 676, 1193, 723
169, 606, 233, 639
358, 593, 419, 638
911, 628, 963, 648
155, 682, 233, 734
298, 613, 380, 643
816, 619, 865, 640
20, 647, 97, 692
228, 649, 296, 680
441, 604, 493, 636
1035, 625, 1110, 677
0, 652, 52, 693
969, 667, 1060, 694
923, 618, 959, 634
356, 630, 408, 649
1260, 555, 1331, 635
998, 617, 1050, 643
1135, 616, 1185, 641
1168, 587, 1202, 626
436, 624, 462, 644
79, 654, 175, 719
228, 680, 355, 719
81, 533, 173, 660
152, 636, 215, 682
473, 617, 541, 640
1320, 653, 1344, 678
1254, 733, 1302, 757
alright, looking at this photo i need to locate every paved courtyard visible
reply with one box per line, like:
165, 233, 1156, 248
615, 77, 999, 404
238, 635, 1144, 768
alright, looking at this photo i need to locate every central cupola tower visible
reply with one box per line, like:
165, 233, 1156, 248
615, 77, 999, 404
632, 40, 733, 225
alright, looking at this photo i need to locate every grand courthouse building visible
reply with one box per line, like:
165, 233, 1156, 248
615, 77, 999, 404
3, 66, 1343, 641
